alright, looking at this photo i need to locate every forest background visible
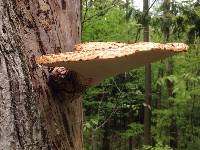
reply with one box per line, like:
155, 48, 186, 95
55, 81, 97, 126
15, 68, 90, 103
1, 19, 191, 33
81, 0, 200, 150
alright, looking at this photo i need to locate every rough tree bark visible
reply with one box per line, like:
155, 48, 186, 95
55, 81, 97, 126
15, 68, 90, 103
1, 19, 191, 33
0, 0, 83, 149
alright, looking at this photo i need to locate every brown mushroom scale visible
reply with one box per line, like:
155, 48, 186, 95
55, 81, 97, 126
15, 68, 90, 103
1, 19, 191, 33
37, 42, 188, 85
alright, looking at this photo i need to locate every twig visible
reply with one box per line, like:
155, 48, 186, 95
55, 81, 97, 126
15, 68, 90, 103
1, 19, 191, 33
134, 0, 158, 43
95, 104, 119, 131
82, 0, 121, 25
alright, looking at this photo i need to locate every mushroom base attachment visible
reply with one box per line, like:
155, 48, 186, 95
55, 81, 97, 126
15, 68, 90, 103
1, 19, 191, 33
48, 67, 92, 101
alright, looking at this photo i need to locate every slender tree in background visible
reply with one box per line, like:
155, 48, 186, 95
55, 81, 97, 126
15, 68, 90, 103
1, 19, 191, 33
101, 121, 111, 150
156, 64, 163, 109
0, 0, 83, 149
143, 0, 152, 145
163, 0, 170, 42
162, 0, 178, 148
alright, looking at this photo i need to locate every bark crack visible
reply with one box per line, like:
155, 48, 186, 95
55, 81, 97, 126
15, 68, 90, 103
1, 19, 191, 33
62, 113, 74, 149
61, 0, 66, 10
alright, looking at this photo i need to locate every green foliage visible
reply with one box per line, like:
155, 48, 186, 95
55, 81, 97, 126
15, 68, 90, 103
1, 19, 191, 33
84, 116, 101, 132
82, 0, 143, 42
142, 144, 172, 150
82, 0, 200, 149
120, 123, 143, 139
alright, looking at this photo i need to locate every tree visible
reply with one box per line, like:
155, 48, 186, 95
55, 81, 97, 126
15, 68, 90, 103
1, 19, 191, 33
162, 0, 178, 147
143, 0, 152, 146
0, 0, 83, 149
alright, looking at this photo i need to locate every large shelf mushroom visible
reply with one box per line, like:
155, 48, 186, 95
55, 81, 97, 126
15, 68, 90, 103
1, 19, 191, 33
37, 42, 188, 85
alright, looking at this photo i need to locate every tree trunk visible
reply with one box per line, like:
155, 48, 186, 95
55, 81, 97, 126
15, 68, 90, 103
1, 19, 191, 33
143, 0, 152, 145
91, 129, 97, 150
128, 137, 133, 150
101, 122, 110, 150
156, 62, 163, 109
167, 58, 178, 148
0, 0, 83, 149
162, 0, 178, 148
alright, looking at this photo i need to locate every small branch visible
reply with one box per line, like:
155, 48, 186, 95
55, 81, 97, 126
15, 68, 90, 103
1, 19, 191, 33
95, 104, 118, 131
82, 0, 121, 25
149, 0, 157, 12
97, 89, 105, 121
94, 79, 123, 131
134, 0, 157, 43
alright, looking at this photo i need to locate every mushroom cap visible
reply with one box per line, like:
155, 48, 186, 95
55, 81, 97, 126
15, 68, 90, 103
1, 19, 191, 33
37, 42, 188, 85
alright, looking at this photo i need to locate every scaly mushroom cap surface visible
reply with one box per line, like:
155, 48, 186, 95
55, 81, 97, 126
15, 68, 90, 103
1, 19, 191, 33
37, 42, 188, 84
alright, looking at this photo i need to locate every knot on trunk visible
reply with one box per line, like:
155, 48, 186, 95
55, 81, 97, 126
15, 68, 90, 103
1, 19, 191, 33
48, 67, 92, 101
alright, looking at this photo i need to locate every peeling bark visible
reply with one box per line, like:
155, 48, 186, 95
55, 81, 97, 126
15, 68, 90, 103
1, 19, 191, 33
0, 0, 82, 149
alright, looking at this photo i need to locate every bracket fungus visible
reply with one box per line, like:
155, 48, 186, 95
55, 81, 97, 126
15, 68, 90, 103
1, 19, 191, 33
37, 42, 188, 86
